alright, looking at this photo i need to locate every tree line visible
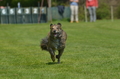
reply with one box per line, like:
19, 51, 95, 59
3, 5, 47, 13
0, 0, 86, 7
0, 0, 120, 7
0, 0, 48, 7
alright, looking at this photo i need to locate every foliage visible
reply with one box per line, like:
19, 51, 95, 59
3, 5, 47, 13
0, 0, 48, 7
0, 20, 120, 79
96, 3, 111, 19
78, 6, 85, 21
0, 0, 69, 7
116, 5, 120, 19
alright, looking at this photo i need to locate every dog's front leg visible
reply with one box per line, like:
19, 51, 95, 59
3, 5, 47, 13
56, 48, 64, 63
60, 39, 66, 48
49, 48, 55, 62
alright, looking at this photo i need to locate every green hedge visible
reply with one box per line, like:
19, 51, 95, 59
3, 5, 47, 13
116, 5, 120, 19
96, 3, 111, 19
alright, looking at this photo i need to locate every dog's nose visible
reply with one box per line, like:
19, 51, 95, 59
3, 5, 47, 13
53, 30, 56, 33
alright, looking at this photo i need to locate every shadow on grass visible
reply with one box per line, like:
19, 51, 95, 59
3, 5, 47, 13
46, 62, 58, 65
46, 62, 63, 65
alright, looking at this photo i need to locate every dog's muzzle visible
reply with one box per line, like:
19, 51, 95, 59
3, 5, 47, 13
52, 30, 59, 37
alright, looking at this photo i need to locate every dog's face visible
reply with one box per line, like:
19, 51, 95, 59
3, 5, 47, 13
50, 23, 62, 38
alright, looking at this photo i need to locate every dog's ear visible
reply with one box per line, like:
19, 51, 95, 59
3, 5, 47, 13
50, 24, 53, 26
50, 24, 53, 29
57, 23, 62, 26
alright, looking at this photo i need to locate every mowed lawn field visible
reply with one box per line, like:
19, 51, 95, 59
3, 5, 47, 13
0, 20, 120, 79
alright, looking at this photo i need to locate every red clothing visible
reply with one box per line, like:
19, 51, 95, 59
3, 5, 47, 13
86, 0, 98, 8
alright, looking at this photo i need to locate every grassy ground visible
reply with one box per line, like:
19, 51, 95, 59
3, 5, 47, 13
0, 20, 120, 79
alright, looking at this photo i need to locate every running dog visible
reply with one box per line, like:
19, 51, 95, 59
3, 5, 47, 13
40, 23, 67, 63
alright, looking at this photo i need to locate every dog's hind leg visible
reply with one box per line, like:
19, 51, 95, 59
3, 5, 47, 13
56, 49, 64, 63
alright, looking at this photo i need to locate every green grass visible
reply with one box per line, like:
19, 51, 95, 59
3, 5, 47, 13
0, 20, 120, 79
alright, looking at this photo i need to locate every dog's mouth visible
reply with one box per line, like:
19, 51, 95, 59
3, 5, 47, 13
53, 33, 59, 37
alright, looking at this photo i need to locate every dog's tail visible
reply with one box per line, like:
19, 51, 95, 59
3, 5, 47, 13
40, 37, 49, 51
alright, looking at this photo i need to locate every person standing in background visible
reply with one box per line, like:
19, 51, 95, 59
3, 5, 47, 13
18, 2, 20, 8
70, 0, 79, 23
86, 0, 98, 22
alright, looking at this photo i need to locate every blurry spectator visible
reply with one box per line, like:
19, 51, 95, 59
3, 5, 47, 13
86, 0, 98, 22
57, 5, 65, 18
0, 6, 5, 9
70, 0, 79, 23
18, 2, 20, 8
